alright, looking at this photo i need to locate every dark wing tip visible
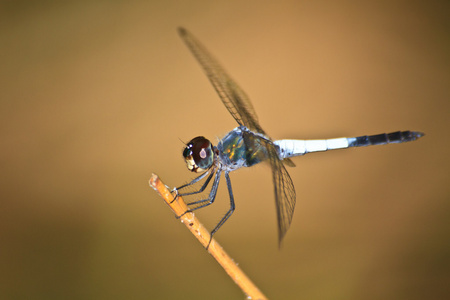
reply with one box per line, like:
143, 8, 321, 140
178, 27, 187, 36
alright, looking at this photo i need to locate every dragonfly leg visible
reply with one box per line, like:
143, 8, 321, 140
176, 169, 222, 219
206, 172, 235, 249
171, 169, 215, 204
175, 169, 210, 193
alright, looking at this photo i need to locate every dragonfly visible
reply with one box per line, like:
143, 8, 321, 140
174, 27, 424, 249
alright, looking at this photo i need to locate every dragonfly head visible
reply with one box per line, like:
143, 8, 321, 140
183, 136, 215, 173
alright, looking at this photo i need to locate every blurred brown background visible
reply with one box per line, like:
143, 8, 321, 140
1, 1, 449, 299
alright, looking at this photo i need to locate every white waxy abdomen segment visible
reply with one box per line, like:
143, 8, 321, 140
274, 138, 353, 159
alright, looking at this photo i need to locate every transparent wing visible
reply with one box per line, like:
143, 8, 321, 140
178, 27, 265, 134
266, 140, 296, 244
180, 27, 296, 242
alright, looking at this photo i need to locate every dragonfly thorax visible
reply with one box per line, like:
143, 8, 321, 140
217, 127, 270, 170
183, 136, 215, 173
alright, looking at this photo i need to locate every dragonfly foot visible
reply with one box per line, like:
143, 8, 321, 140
170, 187, 179, 203
175, 209, 192, 219
205, 235, 213, 250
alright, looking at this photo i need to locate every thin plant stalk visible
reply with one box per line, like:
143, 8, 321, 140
149, 173, 267, 300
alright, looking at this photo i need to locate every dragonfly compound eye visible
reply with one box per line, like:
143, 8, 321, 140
183, 136, 214, 172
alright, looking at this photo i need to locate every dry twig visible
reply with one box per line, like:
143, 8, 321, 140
149, 173, 267, 300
